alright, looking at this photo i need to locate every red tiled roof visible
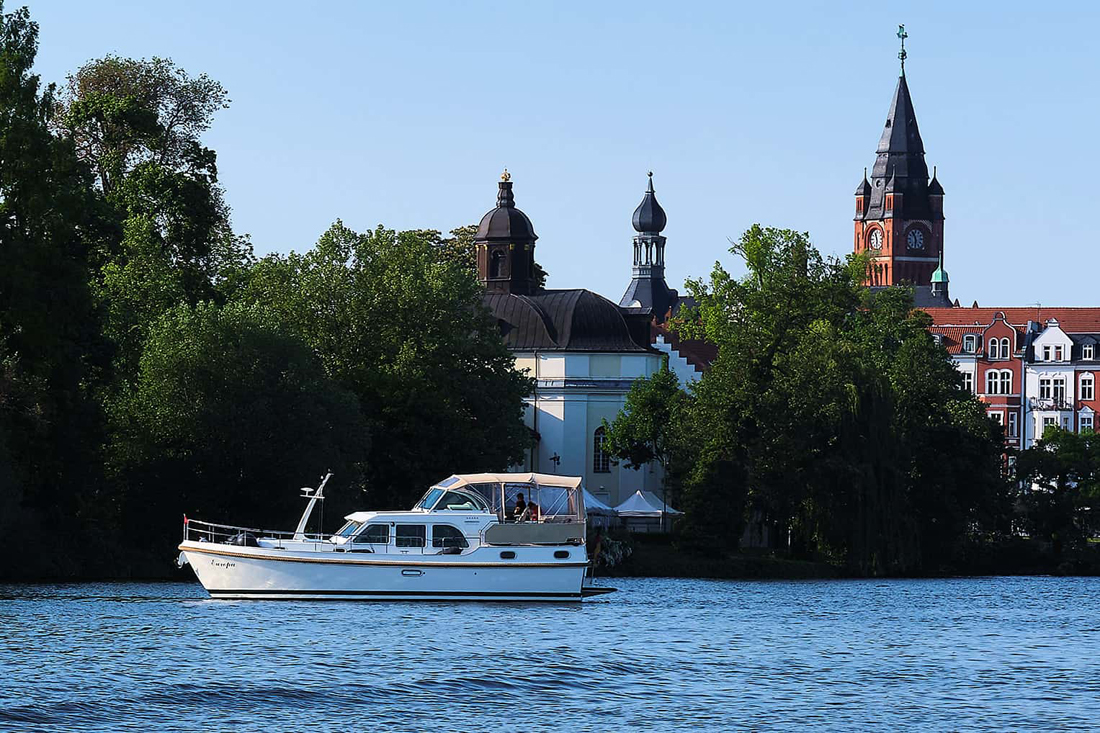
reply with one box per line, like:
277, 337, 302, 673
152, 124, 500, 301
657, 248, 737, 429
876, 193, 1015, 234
922, 307, 1100, 333
652, 322, 717, 372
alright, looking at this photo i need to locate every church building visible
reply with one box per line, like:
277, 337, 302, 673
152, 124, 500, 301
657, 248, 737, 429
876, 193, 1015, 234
473, 171, 708, 508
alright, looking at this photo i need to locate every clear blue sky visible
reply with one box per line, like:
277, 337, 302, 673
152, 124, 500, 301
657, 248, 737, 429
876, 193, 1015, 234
23, 1, 1100, 307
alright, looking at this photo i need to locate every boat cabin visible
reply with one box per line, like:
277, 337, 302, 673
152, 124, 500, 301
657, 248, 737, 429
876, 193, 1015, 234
331, 473, 586, 553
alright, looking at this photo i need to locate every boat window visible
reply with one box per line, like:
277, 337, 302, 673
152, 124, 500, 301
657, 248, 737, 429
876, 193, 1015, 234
436, 476, 461, 488
432, 524, 469, 549
354, 524, 389, 544
335, 521, 362, 538
395, 525, 426, 548
416, 488, 444, 510
436, 490, 487, 512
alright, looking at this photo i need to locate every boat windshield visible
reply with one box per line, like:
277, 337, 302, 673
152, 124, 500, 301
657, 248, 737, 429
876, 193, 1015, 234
434, 489, 489, 512
335, 520, 362, 537
415, 488, 445, 510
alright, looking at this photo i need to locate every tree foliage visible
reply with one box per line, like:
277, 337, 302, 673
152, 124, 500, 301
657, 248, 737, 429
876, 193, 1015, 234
108, 301, 369, 559
1016, 427, 1100, 548
0, 2, 107, 574
658, 225, 1009, 573
239, 222, 534, 508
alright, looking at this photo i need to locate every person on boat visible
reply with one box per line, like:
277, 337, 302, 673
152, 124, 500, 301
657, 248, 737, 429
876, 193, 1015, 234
527, 501, 539, 522
513, 493, 527, 520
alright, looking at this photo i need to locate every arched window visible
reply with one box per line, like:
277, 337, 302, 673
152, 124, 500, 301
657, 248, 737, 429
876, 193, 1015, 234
593, 427, 610, 474
1082, 374, 1095, 402
489, 250, 505, 278
1001, 338, 1011, 358
988, 339, 1000, 359
999, 370, 1013, 395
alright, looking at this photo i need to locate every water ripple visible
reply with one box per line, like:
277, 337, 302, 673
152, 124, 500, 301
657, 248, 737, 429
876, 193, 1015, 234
2, 577, 1100, 731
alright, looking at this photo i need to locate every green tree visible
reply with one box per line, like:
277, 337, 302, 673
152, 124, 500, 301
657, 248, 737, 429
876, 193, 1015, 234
54, 55, 229, 196
0, 2, 107, 577
240, 222, 534, 508
671, 225, 1008, 573
603, 357, 689, 514
1017, 427, 1100, 549
109, 301, 368, 564
54, 54, 242, 378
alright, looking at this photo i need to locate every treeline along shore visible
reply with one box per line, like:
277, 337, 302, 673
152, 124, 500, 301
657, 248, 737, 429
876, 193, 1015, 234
2, 4, 1098, 581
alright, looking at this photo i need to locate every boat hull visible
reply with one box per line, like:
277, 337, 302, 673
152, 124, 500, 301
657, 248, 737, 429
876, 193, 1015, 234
179, 542, 589, 602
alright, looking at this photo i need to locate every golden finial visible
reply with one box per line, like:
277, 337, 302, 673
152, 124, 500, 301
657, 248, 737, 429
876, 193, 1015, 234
501, 168, 511, 182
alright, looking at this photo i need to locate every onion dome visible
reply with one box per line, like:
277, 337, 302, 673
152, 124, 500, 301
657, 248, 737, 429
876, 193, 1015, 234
855, 167, 872, 197
928, 166, 945, 196
632, 172, 667, 234
475, 169, 538, 243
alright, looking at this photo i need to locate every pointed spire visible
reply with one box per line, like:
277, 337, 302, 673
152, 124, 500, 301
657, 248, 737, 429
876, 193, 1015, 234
877, 74, 926, 159
855, 167, 872, 196
928, 165, 944, 195
632, 171, 667, 234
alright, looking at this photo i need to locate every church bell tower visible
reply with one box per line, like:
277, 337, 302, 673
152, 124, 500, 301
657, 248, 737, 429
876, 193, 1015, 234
854, 26, 944, 288
476, 170, 539, 295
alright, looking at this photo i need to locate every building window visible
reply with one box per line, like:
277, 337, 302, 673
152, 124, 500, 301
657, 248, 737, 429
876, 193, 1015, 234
1063, 416, 1073, 431
989, 411, 1004, 426
1043, 345, 1052, 361
1055, 346, 1064, 361
1082, 415, 1095, 433
986, 369, 1012, 395
963, 335, 977, 353
593, 426, 611, 474
1000, 337, 1011, 358
1039, 377, 1052, 399
1008, 411, 1018, 438
962, 372, 974, 393
489, 250, 505, 278
1053, 377, 1066, 403
1082, 374, 1095, 401
988, 339, 1000, 359
1085, 344, 1095, 360
1042, 416, 1058, 436
986, 371, 998, 395
1000, 371, 1012, 394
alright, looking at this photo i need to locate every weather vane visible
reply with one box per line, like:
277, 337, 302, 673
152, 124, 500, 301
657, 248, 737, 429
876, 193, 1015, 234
501, 168, 511, 182
898, 24, 908, 76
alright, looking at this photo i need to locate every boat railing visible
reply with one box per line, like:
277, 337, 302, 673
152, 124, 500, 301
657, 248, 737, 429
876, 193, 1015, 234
182, 518, 331, 548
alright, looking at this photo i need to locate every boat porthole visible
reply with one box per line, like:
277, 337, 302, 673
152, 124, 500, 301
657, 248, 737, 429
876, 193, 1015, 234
500, 551, 516, 559
554, 550, 570, 559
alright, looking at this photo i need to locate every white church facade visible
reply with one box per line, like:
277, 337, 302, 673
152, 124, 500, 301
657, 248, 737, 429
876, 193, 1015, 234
475, 172, 709, 509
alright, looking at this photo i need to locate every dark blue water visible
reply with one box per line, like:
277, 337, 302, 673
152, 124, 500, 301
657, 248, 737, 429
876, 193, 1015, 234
2, 577, 1098, 731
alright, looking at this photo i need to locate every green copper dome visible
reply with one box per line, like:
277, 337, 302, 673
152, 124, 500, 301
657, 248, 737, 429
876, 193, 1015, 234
931, 253, 948, 283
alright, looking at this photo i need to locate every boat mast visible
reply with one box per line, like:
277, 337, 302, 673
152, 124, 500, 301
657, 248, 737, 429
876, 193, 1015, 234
293, 472, 332, 540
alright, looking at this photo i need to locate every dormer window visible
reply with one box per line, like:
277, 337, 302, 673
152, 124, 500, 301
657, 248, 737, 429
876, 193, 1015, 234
963, 335, 977, 353
1043, 345, 1052, 361
1085, 344, 1096, 361
1055, 346, 1064, 361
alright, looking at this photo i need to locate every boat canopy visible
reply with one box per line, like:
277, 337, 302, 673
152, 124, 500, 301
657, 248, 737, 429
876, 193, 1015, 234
427, 473, 586, 525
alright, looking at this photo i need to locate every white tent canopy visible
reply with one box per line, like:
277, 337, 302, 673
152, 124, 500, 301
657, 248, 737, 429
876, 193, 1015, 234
583, 489, 616, 516
613, 490, 682, 517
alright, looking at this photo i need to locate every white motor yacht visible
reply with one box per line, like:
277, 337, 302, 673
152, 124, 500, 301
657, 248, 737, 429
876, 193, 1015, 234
177, 472, 615, 601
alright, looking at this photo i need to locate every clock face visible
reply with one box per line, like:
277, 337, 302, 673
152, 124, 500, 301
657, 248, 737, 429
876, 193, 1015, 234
907, 229, 925, 250
868, 229, 883, 250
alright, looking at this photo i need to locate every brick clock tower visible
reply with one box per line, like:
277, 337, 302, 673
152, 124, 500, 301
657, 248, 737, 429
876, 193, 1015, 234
854, 29, 944, 288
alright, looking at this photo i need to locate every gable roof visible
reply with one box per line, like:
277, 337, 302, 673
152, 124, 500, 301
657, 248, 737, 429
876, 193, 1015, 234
923, 307, 1100, 334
